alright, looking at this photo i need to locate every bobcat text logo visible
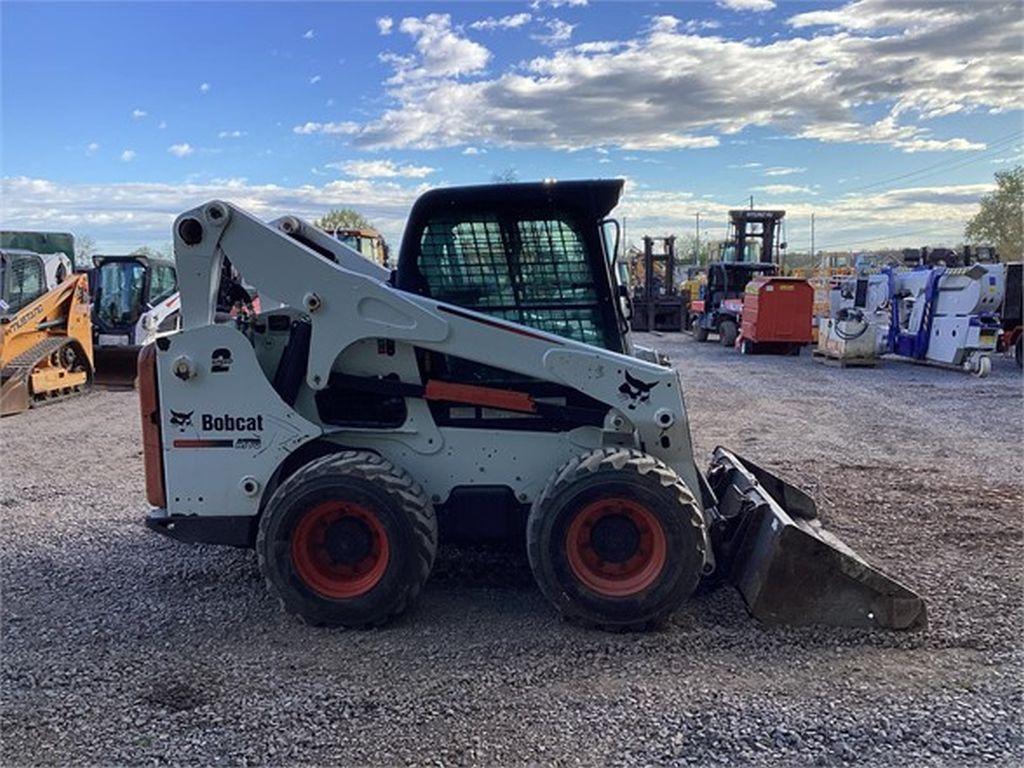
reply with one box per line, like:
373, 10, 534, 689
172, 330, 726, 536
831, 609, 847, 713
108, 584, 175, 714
201, 413, 264, 431
169, 410, 194, 429
618, 371, 658, 410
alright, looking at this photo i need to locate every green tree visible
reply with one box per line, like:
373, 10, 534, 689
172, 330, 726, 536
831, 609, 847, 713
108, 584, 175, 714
131, 245, 172, 258
315, 208, 373, 232
965, 166, 1023, 259
76, 235, 97, 264
490, 167, 519, 183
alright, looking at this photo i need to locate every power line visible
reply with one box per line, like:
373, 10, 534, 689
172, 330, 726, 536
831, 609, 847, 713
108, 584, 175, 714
817, 225, 943, 252
842, 130, 1023, 194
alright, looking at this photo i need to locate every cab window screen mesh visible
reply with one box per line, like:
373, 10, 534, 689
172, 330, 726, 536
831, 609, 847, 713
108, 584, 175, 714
418, 215, 606, 346
4, 255, 45, 313
419, 217, 512, 309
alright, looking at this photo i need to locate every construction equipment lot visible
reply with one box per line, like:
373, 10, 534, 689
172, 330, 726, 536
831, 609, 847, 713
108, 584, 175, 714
1, 336, 1020, 766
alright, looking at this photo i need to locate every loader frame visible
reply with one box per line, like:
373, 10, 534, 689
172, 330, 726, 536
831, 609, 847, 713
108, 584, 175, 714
152, 201, 705, 533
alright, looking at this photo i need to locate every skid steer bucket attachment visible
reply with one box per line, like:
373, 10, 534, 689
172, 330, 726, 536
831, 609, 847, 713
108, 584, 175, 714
708, 447, 926, 630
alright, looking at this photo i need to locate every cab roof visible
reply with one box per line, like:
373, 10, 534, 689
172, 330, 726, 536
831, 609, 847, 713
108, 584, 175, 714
93, 253, 175, 268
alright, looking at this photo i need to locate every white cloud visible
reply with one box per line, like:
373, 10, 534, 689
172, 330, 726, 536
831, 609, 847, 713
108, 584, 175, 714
533, 19, 575, 46
309, 75, 322, 85
167, 143, 194, 157
131, 108, 147, 119
0, 175, 427, 252
120, 149, 136, 162
85, 142, 100, 156
799, 116, 986, 153
377, 16, 393, 35
1, 176, 993, 256
327, 1, 1017, 153
462, 146, 486, 155
530, 0, 587, 8
717, 0, 776, 12
470, 13, 532, 31
199, 82, 211, 94
763, 166, 806, 176
293, 121, 360, 135
158, 120, 167, 130
302, 29, 315, 39
218, 130, 246, 139
329, 159, 436, 179
618, 182, 994, 251
729, 162, 763, 169
751, 184, 816, 195
389, 14, 491, 82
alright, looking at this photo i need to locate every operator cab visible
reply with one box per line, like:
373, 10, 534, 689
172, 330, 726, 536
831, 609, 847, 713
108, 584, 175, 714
395, 179, 627, 354
0, 249, 71, 315
1, 250, 46, 315
333, 227, 388, 268
91, 255, 178, 339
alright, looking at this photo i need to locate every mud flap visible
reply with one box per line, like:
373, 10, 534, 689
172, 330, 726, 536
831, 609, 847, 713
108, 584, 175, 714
707, 447, 927, 630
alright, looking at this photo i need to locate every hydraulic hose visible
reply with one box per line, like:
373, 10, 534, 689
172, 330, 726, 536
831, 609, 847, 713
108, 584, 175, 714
833, 308, 870, 341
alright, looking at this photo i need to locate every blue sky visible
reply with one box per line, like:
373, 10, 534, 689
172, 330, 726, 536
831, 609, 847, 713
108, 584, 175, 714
2, 0, 1021, 253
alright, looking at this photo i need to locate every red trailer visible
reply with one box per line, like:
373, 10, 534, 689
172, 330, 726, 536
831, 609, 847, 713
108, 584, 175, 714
738, 276, 813, 355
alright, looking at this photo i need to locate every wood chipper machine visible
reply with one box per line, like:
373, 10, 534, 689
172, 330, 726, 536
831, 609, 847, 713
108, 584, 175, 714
138, 182, 926, 631
1, 248, 93, 415
737, 276, 814, 355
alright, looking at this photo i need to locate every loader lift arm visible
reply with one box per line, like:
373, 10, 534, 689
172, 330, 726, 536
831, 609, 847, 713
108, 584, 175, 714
171, 201, 702, 494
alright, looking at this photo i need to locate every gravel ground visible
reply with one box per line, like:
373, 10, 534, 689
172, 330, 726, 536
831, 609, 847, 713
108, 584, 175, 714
2, 337, 1021, 766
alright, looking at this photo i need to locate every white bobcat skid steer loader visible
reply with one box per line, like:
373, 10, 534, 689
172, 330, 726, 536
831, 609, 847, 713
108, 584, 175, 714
139, 196, 926, 630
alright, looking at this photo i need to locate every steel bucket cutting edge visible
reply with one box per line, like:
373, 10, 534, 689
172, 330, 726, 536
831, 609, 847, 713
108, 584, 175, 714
706, 447, 927, 631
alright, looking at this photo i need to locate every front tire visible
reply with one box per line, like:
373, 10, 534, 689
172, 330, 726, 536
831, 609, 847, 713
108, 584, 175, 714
693, 324, 710, 343
719, 319, 738, 347
257, 451, 437, 627
526, 448, 707, 629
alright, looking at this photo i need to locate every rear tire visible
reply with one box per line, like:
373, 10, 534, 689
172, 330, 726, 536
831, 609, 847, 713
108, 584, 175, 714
257, 451, 437, 628
719, 319, 738, 347
526, 448, 707, 629
693, 324, 709, 343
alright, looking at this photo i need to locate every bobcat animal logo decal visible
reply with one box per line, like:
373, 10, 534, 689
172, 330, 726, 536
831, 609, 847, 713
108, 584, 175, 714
618, 371, 658, 410
169, 410, 194, 429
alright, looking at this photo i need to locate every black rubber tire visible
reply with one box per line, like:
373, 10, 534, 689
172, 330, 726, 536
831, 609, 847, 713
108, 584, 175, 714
693, 324, 710, 343
719, 319, 738, 347
526, 448, 707, 630
256, 451, 437, 628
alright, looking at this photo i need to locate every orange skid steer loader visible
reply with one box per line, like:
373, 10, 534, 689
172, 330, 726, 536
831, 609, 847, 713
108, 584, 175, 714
1, 267, 94, 416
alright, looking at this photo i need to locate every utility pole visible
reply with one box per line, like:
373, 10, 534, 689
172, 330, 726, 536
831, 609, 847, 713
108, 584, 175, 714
811, 212, 818, 271
694, 212, 701, 265
749, 195, 754, 210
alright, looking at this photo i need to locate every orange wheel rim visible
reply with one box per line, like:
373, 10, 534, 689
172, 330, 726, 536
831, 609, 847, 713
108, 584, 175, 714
566, 497, 667, 597
290, 501, 389, 599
